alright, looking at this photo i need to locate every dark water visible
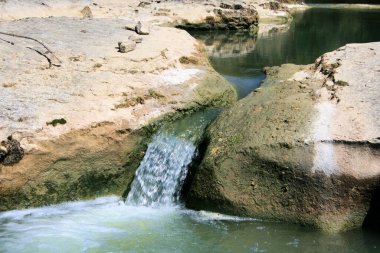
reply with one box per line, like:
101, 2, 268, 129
191, 7, 380, 97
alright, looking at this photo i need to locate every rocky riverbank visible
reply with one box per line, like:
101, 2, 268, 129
0, 17, 236, 210
186, 42, 380, 232
0, 0, 304, 210
0, 0, 267, 210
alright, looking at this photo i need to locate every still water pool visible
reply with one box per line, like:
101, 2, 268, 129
191, 7, 380, 98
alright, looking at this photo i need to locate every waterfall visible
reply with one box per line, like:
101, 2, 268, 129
126, 133, 196, 207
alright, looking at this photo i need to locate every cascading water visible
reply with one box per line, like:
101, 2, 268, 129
126, 133, 196, 207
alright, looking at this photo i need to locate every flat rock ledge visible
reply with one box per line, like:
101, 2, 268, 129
0, 0, 301, 210
0, 0, 292, 27
0, 10, 238, 210
186, 42, 380, 232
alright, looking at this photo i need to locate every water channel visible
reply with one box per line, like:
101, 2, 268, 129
0, 7, 379, 253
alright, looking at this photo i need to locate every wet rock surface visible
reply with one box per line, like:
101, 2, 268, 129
186, 42, 380, 232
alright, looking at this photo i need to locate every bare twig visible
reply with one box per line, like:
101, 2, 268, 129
0, 31, 62, 66
0, 37, 14, 45
26, 46, 56, 68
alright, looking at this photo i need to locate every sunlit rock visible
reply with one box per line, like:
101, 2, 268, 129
187, 42, 380, 232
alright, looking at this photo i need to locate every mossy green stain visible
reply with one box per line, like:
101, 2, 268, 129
46, 118, 67, 127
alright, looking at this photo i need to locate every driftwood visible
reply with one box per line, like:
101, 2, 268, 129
0, 31, 62, 67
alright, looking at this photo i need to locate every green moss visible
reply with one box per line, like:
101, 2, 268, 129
179, 56, 199, 65
147, 89, 165, 99
194, 72, 237, 107
249, 24, 259, 35
335, 80, 349, 86
115, 96, 145, 109
229, 133, 243, 144
46, 118, 67, 127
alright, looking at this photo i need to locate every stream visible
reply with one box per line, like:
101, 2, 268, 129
1, 7, 380, 253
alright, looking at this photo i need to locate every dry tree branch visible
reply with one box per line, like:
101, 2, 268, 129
0, 31, 62, 67
26, 46, 54, 68
0, 37, 14, 45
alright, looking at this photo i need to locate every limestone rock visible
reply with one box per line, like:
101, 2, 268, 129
0, 0, 292, 30
0, 16, 236, 211
186, 42, 380, 232
260, 1, 281, 10
176, 2, 259, 31
135, 21, 150, 35
80, 6, 93, 19
118, 40, 136, 53
125, 23, 136, 31
128, 34, 143, 43
126, 21, 150, 35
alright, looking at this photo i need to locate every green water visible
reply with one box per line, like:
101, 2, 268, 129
1, 7, 380, 253
1, 197, 379, 253
191, 7, 380, 98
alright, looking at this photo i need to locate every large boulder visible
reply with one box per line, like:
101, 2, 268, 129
169, 1, 260, 31
186, 42, 380, 232
0, 16, 236, 211
0, 0, 291, 31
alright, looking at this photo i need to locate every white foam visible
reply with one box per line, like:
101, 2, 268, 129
126, 133, 196, 207
0, 196, 121, 220
184, 209, 258, 222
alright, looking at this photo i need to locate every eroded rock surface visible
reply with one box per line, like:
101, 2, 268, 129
0, 2, 238, 210
186, 42, 380, 232
0, 0, 301, 211
0, 0, 293, 31
175, 2, 259, 31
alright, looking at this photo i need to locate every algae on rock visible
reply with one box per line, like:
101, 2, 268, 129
186, 43, 380, 232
